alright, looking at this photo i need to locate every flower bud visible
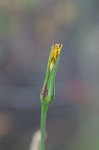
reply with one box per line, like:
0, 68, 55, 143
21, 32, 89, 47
40, 44, 63, 105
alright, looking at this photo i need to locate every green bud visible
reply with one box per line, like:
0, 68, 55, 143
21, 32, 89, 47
40, 44, 63, 105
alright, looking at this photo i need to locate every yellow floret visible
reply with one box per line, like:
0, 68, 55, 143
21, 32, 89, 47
50, 44, 63, 70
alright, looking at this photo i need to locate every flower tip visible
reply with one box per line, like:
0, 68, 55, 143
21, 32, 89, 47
54, 43, 63, 53
50, 43, 63, 70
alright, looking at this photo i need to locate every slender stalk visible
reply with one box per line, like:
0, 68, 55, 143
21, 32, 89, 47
40, 103, 48, 150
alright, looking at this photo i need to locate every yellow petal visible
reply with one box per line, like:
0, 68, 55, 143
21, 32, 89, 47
50, 44, 63, 70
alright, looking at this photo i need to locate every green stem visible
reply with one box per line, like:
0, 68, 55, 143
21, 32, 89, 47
40, 103, 48, 150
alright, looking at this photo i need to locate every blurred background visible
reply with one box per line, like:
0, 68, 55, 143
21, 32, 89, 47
0, 0, 99, 150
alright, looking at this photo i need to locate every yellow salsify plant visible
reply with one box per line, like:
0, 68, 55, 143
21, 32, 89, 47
40, 43, 63, 150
